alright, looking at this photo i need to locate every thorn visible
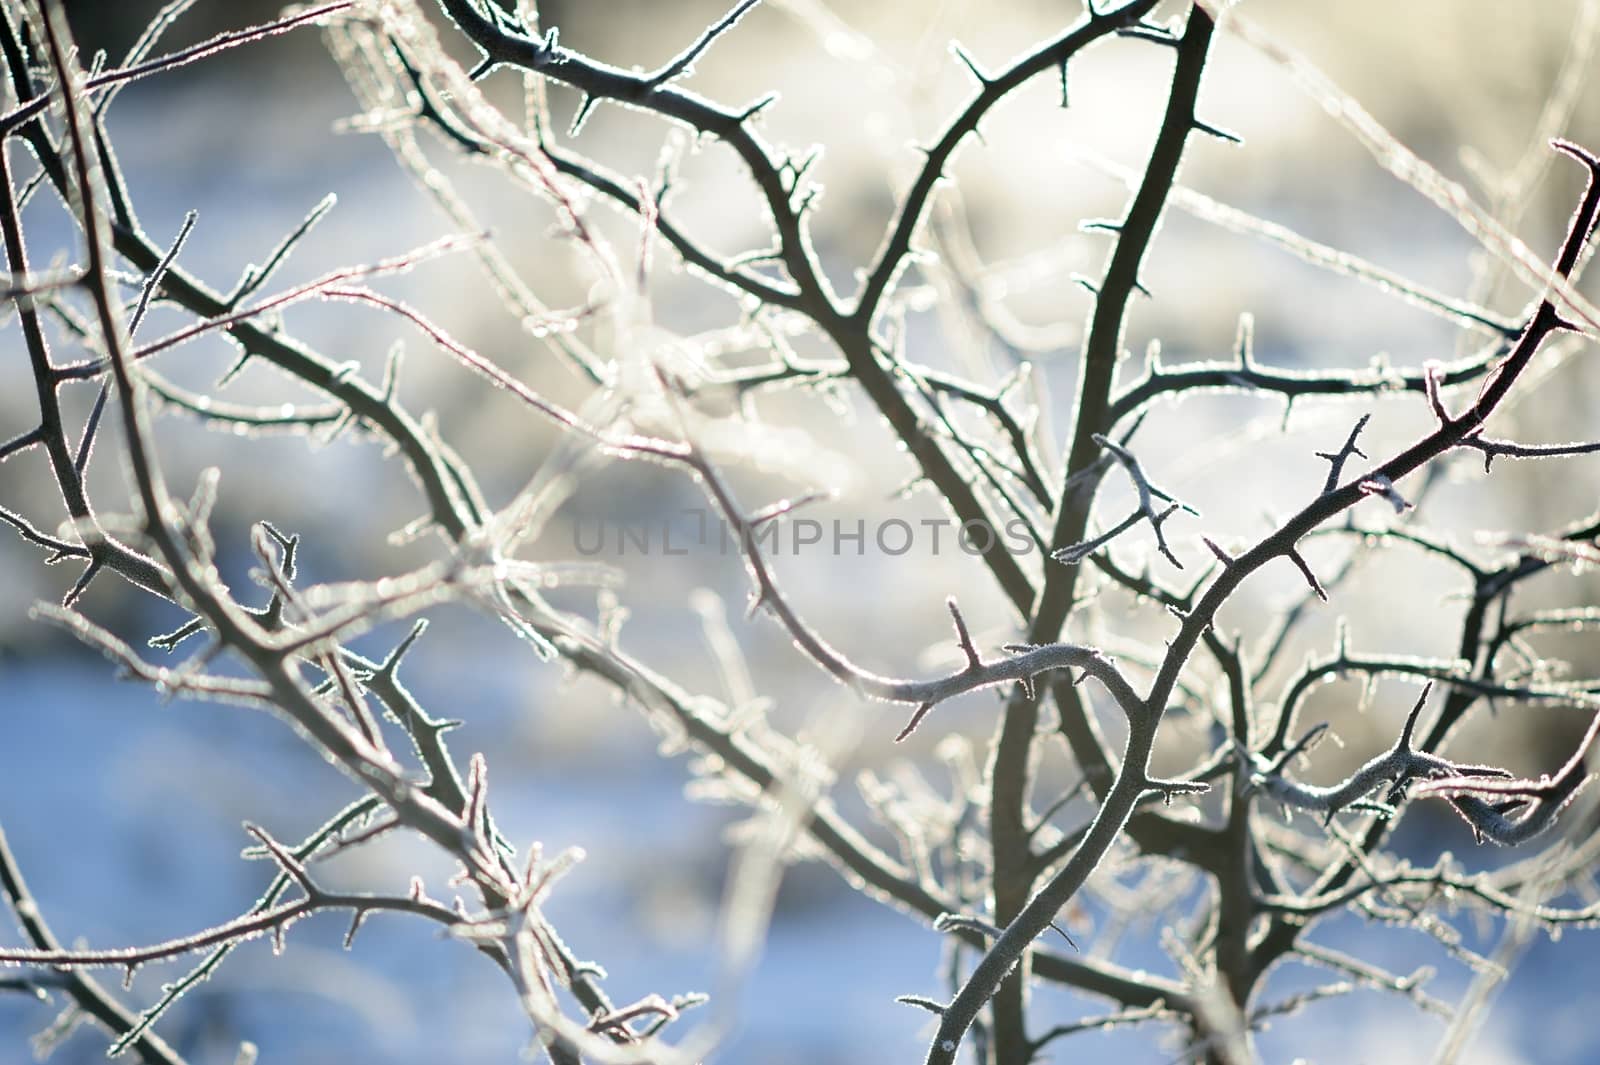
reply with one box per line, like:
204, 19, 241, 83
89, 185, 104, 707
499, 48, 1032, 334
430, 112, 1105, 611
1286, 547, 1328, 602
379, 618, 429, 677
750, 491, 829, 528
1117, 21, 1180, 47
1234, 312, 1255, 368
947, 596, 981, 670
949, 40, 991, 86
791, 185, 821, 218
739, 92, 779, 123
344, 909, 368, 949
1192, 118, 1242, 144
63, 556, 104, 607
380, 341, 404, 403
568, 93, 599, 137
1272, 721, 1331, 772
896, 995, 948, 1016
216, 349, 252, 388
895, 702, 935, 742
1144, 777, 1211, 803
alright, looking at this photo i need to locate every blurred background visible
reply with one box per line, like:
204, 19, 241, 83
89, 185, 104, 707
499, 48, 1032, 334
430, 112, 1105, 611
4, 0, 1600, 1061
